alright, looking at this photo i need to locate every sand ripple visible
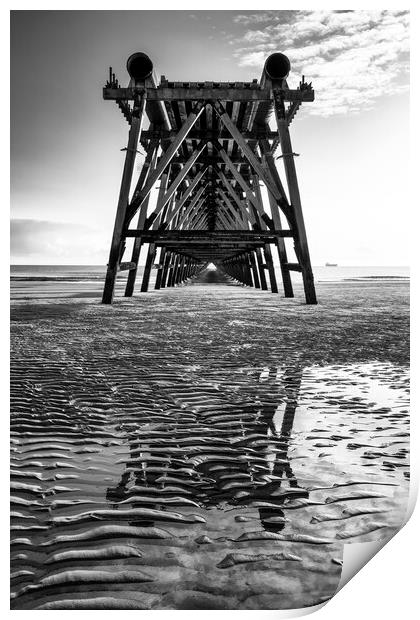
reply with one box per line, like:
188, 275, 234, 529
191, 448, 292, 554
10, 279, 409, 609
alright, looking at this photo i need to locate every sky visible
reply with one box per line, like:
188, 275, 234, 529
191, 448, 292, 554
10, 10, 410, 265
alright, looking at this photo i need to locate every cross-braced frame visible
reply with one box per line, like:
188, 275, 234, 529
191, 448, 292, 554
102, 52, 317, 304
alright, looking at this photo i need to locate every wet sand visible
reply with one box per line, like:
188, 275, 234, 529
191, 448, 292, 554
10, 270, 409, 609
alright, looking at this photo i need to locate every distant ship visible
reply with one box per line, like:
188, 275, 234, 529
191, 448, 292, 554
325, 262, 338, 267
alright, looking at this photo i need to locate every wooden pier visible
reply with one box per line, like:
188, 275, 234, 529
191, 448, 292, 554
102, 52, 317, 304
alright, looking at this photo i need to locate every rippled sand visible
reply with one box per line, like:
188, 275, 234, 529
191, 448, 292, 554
10, 270, 409, 609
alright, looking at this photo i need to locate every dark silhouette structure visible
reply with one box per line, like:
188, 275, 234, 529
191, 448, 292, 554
102, 52, 317, 304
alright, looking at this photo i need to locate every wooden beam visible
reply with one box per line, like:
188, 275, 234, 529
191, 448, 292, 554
127, 102, 205, 220
215, 147, 260, 212
273, 90, 317, 304
191, 209, 208, 230
102, 92, 146, 304
216, 206, 233, 230
119, 261, 137, 271
104, 87, 315, 102
213, 102, 283, 202
177, 187, 207, 229
125, 142, 159, 297
216, 188, 248, 227
263, 174, 294, 299
177, 191, 206, 229
129, 139, 159, 210
216, 169, 250, 223
124, 230, 291, 240
285, 263, 303, 272
258, 137, 291, 221
140, 129, 279, 141
164, 168, 207, 227
146, 140, 207, 226
141, 243, 156, 292
217, 200, 238, 228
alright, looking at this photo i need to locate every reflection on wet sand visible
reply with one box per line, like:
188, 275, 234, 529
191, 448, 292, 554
10, 354, 409, 610
107, 367, 306, 536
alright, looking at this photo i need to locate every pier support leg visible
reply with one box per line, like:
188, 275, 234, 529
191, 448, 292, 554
255, 248, 268, 290
273, 92, 317, 304
141, 243, 156, 292
264, 244, 278, 293
264, 183, 294, 298
102, 94, 146, 304
249, 251, 261, 288
160, 251, 172, 288
124, 143, 158, 297
155, 247, 166, 290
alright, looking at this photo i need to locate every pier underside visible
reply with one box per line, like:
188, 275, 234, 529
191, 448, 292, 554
102, 52, 317, 304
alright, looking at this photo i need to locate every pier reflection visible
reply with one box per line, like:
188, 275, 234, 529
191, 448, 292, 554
106, 365, 307, 533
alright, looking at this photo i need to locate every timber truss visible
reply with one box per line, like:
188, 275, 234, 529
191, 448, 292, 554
102, 52, 317, 304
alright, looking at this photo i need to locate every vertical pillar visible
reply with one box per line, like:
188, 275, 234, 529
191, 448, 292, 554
252, 173, 278, 294
140, 173, 169, 293
273, 91, 317, 304
160, 251, 172, 288
140, 243, 156, 292
168, 254, 179, 287
266, 188, 294, 298
174, 256, 183, 286
255, 247, 268, 290
102, 93, 146, 304
125, 141, 158, 297
244, 253, 253, 286
154, 247, 166, 289
249, 251, 260, 288
263, 244, 278, 293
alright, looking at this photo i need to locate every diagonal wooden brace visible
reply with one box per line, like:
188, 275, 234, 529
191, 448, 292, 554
127, 101, 206, 222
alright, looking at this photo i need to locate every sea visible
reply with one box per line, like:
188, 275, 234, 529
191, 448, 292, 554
10, 264, 410, 282
9, 264, 409, 302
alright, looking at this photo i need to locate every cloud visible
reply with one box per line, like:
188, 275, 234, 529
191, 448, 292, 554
232, 10, 409, 116
11, 219, 108, 262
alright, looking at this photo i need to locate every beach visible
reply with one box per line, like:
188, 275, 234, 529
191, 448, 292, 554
10, 268, 410, 610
